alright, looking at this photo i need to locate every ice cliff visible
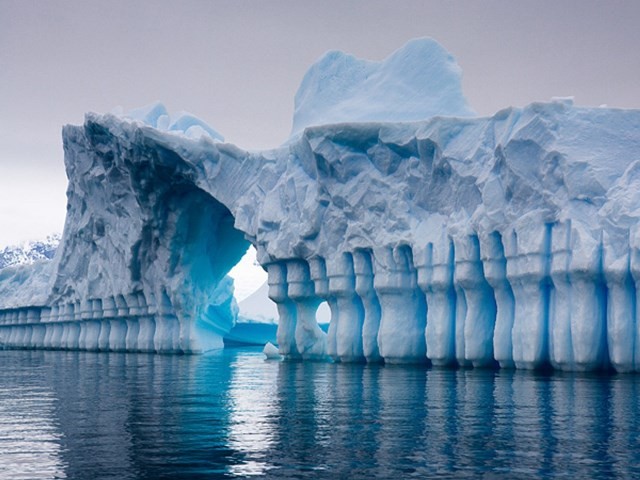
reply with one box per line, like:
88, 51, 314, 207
1, 38, 640, 372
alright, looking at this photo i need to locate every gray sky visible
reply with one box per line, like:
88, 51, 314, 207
1, 0, 639, 245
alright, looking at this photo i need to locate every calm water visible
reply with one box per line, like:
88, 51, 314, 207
1, 348, 640, 479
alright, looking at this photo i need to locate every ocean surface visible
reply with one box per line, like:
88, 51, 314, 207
1, 347, 639, 479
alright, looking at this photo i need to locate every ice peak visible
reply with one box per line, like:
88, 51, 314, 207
291, 37, 475, 138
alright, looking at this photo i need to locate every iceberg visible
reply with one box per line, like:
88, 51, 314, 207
1, 38, 639, 371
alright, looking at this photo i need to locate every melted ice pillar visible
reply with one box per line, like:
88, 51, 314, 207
454, 234, 496, 367
267, 262, 299, 360
603, 230, 635, 372
353, 250, 382, 362
326, 253, 365, 362
287, 260, 327, 360
505, 223, 551, 369
374, 246, 426, 364
416, 237, 456, 367
549, 222, 607, 371
480, 232, 515, 368
308, 257, 338, 360
626, 227, 640, 371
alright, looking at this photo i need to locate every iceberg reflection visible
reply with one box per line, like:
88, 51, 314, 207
1, 349, 640, 478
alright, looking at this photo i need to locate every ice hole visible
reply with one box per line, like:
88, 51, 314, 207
228, 246, 268, 302
316, 301, 331, 328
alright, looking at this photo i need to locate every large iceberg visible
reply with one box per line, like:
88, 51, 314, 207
1, 38, 640, 372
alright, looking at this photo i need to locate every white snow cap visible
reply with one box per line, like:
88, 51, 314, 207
291, 37, 475, 137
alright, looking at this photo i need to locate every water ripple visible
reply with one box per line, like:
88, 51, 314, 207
0, 349, 639, 479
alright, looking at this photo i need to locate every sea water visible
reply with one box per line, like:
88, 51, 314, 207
1, 347, 639, 479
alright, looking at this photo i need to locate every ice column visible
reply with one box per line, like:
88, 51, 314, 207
480, 232, 515, 368
308, 257, 338, 360
373, 246, 427, 364
618, 226, 640, 372
567, 228, 607, 370
549, 222, 574, 369
267, 262, 299, 360
137, 292, 156, 352
83, 299, 102, 351
607, 230, 636, 372
505, 224, 551, 369
125, 293, 141, 351
454, 234, 496, 367
77, 299, 92, 350
353, 250, 382, 362
326, 253, 365, 362
416, 238, 456, 366
109, 295, 128, 352
550, 223, 607, 371
99, 297, 115, 351
31, 309, 46, 349
287, 260, 327, 360
154, 291, 180, 353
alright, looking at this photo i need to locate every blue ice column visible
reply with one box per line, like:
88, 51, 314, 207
454, 234, 497, 367
77, 299, 92, 350
31, 308, 46, 349
83, 299, 103, 351
549, 221, 574, 370
153, 291, 180, 353
267, 262, 299, 360
353, 250, 382, 362
373, 246, 427, 364
64, 301, 81, 349
550, 222, 607, 371
326, 253, 365, 362
43, 305, 57, 348
108, 295, 129, 352
308, 257, 338, 360
505, 224, 551, 370
98, 297, 114, 350
61, 301, 77, 349
287, 260, 327, 360
604, 230, 636, 372
567, 227, 607, 370
125, 293, 141, 351
416, 238, 456, 366
480, 232, 515, 368
137, 293, 156, 352
12, 311, 25, 349
628, 226, 640, 371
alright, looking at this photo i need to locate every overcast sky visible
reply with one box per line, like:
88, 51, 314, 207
1, 0, 639, 246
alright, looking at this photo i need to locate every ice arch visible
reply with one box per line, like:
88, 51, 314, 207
3, 118, 253, 353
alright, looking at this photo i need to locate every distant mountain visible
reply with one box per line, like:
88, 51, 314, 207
0, 234, 61, 269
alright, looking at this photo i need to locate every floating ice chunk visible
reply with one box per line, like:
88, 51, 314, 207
263, 342, 281, 360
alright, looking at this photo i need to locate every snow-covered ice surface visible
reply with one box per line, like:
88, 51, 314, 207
1, 38, 640, 371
